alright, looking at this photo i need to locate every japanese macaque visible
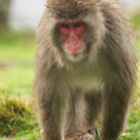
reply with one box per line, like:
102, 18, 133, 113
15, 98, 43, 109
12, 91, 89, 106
34, 0, 136, 140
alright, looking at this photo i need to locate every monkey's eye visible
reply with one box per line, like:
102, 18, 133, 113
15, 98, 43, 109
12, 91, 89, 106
60, 24, 69, 29
74, 22, 83, 28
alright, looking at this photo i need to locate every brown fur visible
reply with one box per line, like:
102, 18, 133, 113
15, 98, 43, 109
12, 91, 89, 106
34, 0, 136, 140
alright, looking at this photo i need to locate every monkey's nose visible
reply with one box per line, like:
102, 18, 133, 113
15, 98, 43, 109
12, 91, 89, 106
69, 37, 77, 47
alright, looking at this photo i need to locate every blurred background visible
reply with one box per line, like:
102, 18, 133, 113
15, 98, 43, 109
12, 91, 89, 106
0, 0, 140, 140
1, 0, 140, 31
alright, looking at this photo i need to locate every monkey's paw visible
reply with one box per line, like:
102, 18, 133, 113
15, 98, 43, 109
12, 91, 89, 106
87, 128, 99, 139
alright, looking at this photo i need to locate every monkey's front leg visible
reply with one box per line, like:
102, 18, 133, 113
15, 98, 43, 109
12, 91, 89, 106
101, 77, 132, 140
36, 86, 68, 140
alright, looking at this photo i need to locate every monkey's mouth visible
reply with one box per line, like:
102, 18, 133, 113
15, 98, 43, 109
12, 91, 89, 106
63, 45, 86, 62
64, 43, 85, 57
67, 44, 84, 54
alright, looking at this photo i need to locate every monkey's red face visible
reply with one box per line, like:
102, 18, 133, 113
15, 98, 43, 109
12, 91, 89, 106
58, 20, 87, 61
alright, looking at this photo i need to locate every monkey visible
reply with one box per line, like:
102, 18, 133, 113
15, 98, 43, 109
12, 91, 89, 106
34, 0, 136, 140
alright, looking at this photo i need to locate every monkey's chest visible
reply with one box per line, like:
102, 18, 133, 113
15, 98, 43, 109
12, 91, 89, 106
68, 71, 103, 91
76, 77, 102, 91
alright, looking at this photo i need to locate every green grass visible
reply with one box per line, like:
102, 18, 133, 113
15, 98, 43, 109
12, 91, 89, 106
0, 67, 34, 96
0, 96, 40, 139
0, 30, 35, 61
0, 13, 140, 140
131, 14, 140, 29
0, 30, 35, 97
0, 30, 40, 139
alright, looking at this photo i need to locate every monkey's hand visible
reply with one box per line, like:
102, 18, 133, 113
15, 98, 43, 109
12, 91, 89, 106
87, 128, 99, 140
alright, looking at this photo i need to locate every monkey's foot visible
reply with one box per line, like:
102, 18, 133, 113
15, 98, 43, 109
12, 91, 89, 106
65, 128, 99, 140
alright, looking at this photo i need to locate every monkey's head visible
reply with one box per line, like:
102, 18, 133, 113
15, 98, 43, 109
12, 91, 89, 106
46, 0, 106, 63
